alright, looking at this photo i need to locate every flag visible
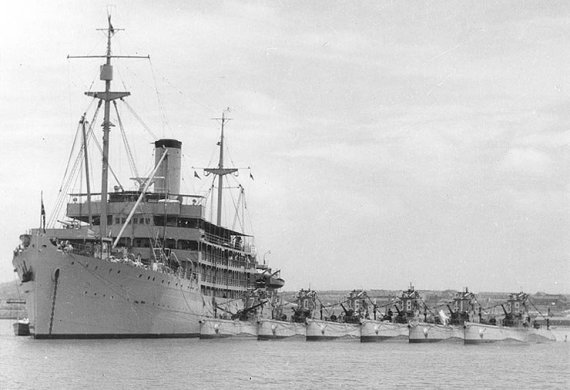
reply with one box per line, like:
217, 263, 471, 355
194, 171, 201, 179
438, 309, 449, 325
249, 172, 254, 180
108, 15, 115, 35
40, 192, 46, 231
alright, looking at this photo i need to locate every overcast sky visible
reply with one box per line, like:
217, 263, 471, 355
0, 0, 568, 293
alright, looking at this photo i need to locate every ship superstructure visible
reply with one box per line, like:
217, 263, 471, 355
447, 288, 476, 325
12, 17, 283, 338
408, 288, 475, 343
361, 285, 421, 342
305, 290, 369, 341
257, 289, 317, 340
388, 284, 421, 324
464, 292, 555, 344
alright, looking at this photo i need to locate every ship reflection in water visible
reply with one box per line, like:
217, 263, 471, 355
1, 319, 568, 389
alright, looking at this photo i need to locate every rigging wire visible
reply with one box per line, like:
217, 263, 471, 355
527, 299, 549, 320
148, 58, 170, 137
243, 185, 255, 239
49, 140, 86, 227
49, 98, 131, 226
209, 182, 215, 222
224, 132, 239, 171
231, 185, 244, 232
89, 131, 124, 191
220, 175, 238, 229
49, 102, 101, 226
122, 99, 158, 139
57, 112, 87, 195
113, 100, 139, 179
150, 64, 217, 114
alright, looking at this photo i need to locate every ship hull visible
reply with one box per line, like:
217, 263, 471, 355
408, 322, 463, 343
463, 322, 556, 344
199, 317, 258, 339
13, 234, 221, 339
257, 319, 305, 340
360, 320, 408, 342
305, 319, 360, 341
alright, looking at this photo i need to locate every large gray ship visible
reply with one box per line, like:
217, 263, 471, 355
12, 16, 284, 339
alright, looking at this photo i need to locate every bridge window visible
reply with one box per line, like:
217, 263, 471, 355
177, 218, 201, 228
133, 238, 151, 248
116, 237, 131, 247
177, 240, 199, 250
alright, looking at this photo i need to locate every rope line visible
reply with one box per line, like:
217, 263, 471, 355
113, 100, 139, 178
149, 58, 169, 136
122, 99, 157, 139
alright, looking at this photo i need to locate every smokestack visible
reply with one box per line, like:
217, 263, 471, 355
154, 139, 181, 198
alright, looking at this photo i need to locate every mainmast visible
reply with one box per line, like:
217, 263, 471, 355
68, 15, 148, 240
204, 111, 237, 226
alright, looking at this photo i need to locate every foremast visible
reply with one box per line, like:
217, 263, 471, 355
68, 15, 148, 244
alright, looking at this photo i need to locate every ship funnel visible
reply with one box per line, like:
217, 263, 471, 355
154, 139, 181, 198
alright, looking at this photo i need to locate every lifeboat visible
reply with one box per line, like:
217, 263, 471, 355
255, 267, 285, 289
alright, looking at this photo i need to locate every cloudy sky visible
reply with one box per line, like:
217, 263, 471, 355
0, 0, 568, 293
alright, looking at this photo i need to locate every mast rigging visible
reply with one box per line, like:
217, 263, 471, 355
67, 15, 148, 239
204, 111, 237, 226
80, 114, 93, 226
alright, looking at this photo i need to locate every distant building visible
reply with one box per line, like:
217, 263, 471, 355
530, 294, 567, 308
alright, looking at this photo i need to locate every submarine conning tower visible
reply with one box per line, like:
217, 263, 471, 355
154, 139, 181, 198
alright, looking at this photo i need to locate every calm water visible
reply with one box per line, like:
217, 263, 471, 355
1, 320, 568, 389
